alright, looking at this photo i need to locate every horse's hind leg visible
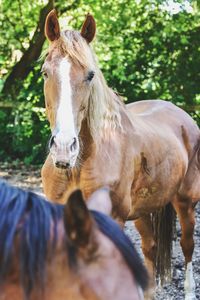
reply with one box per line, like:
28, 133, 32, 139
134, 215, 156, 299
172, 195, 196, 300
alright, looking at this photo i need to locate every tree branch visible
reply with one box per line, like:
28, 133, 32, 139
55, 0, 81, 15
2, 0, 54, 96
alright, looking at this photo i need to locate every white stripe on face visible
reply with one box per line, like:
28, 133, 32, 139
56, 58, 76, 137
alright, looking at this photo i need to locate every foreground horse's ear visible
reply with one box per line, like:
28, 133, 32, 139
63, 190, 92, 247
87, 187, 112, 215
81, 13, 96, 43
45, 9, 60, 42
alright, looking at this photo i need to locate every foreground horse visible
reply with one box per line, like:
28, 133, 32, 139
0, 180, 147, 300
41, 10, 200, 299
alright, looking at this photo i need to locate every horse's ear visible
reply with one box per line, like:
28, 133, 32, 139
63, 189, 92, 247
45, 9, 60, 42
80, 13, 96, 43
87, 187, 112, 215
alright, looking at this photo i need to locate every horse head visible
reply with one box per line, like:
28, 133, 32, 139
42, 10, 96, 169
0, 181, 148, 300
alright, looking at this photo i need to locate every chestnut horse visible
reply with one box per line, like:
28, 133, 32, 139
41, 10, 200, 299
0, 180, 147, 300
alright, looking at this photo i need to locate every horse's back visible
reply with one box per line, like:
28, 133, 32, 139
127, 99, 199, 154
127, 99, 196, 129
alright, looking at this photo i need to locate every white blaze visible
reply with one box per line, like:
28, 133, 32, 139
56, 58, 75, 137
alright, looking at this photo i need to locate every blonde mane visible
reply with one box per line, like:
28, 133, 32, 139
52, 30, 124, 140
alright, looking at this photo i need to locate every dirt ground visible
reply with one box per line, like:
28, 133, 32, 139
0, 161, 200, 299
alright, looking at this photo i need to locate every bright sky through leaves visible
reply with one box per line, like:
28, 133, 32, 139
163, 0, 193, 14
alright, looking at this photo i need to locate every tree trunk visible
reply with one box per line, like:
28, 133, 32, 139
2, 0, 54, 96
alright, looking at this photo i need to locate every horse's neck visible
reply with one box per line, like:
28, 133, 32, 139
79, 118, 94, 163
78, 98, 129, 156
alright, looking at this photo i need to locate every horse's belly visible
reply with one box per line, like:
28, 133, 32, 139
128, 187, 173, 219
128, 156, 186, 219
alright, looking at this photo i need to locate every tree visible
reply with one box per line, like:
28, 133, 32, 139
2, 0, 54, 96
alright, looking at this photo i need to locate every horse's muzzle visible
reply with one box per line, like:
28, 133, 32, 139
49, 133, 79, 169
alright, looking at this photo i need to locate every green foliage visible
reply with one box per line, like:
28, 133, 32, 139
0, 0, 200, 163
0, 0, 44, 72
0, 59, 50, 163
0, 102, 50, 164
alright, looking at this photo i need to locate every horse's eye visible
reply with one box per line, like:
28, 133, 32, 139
86, 71, 95, 82
42, 71, 48, 79
41, 67, 48, 79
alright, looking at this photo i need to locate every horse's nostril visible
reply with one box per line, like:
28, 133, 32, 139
55, 162, 70, 169
70, 137, 77, 152
49, 136, 56, 149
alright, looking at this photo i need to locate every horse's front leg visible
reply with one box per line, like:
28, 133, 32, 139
41, 154, 68, 203
134, 215, 156, 300
172, 195, 196, 300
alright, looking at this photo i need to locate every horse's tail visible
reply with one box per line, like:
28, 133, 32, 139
152, 203, 176, 284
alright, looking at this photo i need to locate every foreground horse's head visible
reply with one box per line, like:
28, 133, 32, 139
42, 10, 97, 168
0, 180, 148, 300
